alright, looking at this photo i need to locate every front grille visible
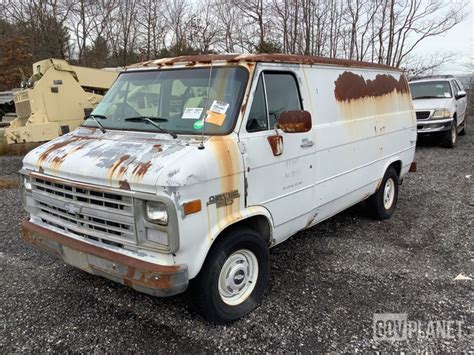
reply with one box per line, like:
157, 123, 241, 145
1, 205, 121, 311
416, 111, 431, 120
31, 177, 137, 246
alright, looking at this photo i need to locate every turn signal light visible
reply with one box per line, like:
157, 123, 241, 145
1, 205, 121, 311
183, 199, 202, 216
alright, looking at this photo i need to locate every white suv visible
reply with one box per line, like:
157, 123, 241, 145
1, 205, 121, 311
409, 76, 468, 148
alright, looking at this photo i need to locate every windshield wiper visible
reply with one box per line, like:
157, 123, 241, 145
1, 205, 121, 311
124, 116, 177, 139
85, 114, 107, 133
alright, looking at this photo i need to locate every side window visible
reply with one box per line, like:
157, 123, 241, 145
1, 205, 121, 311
453, 80, 463, 93
451, 81, 460, 95
264, 73, 302, 128
246, 72, 302, 132
246, 76, 268, 132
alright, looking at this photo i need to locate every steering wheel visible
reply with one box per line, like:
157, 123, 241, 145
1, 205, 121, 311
107, 102, 140, 119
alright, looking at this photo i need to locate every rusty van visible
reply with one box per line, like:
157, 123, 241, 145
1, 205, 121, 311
19, 54, 416, 323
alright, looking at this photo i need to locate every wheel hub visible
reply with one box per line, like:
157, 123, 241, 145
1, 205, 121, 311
218, 249, 258, 306
383, 178, 395, 209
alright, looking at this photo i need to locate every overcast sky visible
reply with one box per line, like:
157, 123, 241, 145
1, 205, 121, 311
412, 0, 473, 74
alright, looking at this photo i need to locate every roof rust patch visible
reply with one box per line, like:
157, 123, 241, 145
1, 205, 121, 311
334, 71, 409, 102
131, 54, 399, 71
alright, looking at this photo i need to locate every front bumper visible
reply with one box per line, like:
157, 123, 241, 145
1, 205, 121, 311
417, 118, 453, 134
21, 220, 189, 296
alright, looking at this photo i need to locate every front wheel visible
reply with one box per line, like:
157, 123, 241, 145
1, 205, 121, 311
191, 228, 270, 324
368, 167, 399, 220
442, 122, 457, 148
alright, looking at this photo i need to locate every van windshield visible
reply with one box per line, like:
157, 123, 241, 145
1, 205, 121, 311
409, 81, 452, 100
84, 66, 248, 135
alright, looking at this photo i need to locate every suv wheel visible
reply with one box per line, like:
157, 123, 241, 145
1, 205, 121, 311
368, 166, 399, 220
191, 228, 270, 324
443, 121, 457, 148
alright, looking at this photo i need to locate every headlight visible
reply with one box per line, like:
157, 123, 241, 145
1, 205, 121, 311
432, 109, 450, 120
146, 201, 168, 225
23, 176, 32, 191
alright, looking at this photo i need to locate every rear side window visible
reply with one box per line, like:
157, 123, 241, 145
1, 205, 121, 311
246, 72, 302, 132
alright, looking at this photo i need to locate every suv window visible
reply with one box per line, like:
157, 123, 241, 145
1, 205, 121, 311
452, 80, 463, 93
246, 72, 302, 132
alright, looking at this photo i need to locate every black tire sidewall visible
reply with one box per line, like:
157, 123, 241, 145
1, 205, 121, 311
373, 167, 399, 219
192, 228, 270, 324
444, 121, 457, 147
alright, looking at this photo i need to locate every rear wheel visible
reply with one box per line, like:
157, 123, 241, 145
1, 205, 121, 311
442, 121, 457, 148
191, 228, 270, 324
368, 167, 399, 220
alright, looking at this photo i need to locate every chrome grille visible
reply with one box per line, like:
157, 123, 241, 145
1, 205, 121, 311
416, 111, 431, 120
31, 177, 137, 246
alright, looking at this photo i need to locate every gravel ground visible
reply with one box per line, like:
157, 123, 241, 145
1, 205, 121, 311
1, 125, 473, 352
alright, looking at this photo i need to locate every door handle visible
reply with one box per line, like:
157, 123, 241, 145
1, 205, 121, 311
300, 138, 314, 148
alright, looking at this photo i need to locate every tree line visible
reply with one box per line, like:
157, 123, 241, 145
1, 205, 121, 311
0, 0, 468, 90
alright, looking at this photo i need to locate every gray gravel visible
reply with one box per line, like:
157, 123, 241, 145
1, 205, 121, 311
1, 125, 473, 352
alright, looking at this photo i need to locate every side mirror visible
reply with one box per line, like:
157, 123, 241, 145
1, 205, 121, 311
455, 90, 466, 100
276, 110, 312, 133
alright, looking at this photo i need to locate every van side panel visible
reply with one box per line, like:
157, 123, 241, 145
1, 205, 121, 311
300, 66, 416, 227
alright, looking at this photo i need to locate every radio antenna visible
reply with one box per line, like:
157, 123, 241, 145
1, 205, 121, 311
199, 54, 213, 150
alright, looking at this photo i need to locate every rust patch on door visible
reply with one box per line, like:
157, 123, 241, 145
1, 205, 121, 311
334, 72, 409, 102
267, 135, 283, 156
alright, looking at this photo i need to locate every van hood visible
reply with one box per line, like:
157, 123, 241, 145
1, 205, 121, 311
412, 97, 451, 111
22, 127, 202, 194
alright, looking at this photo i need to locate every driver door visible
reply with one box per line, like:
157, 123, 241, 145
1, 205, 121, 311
239, 69, 316, 236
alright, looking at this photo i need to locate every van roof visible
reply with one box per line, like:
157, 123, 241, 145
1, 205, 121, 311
130, 54, 399, 71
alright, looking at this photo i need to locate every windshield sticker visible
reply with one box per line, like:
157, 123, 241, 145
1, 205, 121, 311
435, 84, 444, 88
182, 107, 203, 119
209, 100, 230, 114
193, 119, 205, 130
205, 110, 226, 126
444, 92, 450, 97
205, 100, 229, 126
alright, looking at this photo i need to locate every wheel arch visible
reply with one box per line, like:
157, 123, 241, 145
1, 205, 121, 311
189, 208, 274, 280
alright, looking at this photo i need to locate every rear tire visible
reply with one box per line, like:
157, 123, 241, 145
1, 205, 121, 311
191, 228, 270, 324
368, 167, 399, 220
442, 121, 457, 148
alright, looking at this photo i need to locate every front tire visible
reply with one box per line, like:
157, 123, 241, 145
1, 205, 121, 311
191, 228, 270, 324
368, 167, 399, 220
442, 121, 457, 148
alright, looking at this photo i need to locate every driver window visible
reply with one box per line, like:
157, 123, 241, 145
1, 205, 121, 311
265, 73, 302, 128
246, 72, 302, 132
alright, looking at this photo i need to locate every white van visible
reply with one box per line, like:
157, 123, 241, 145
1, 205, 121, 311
19, 54, 417, 323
